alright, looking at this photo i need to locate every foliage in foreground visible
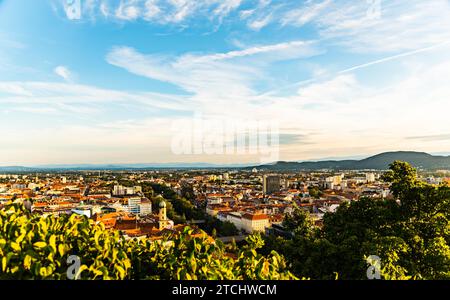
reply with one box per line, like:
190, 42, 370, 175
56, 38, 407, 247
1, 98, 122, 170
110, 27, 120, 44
0, 203, 297, 280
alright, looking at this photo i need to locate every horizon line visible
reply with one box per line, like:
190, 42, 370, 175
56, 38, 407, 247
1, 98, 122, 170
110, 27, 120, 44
2, 150, 450, 168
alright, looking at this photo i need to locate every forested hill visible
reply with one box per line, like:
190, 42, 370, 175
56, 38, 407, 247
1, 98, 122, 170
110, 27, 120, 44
253, 151, 450, 171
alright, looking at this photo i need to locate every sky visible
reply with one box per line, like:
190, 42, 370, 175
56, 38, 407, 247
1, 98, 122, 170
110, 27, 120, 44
1, 0, 450, 166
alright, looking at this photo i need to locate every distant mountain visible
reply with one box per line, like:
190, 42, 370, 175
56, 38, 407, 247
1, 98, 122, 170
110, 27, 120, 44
0, 162, 252, 172
0, 166, 37, 172
1, 151, 449, 172
252, 151, 450, 171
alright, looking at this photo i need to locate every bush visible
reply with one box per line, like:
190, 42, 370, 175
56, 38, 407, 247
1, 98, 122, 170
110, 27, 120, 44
0, 203, 297, 280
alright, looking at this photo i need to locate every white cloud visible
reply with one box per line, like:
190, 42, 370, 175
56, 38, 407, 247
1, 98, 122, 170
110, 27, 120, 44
184, 40, 317, 63
239, 9, 255, 19
280, 0, 332, 27
143, 0, 161, 20
213, 0, 242, 19
280, 0, 450, 53
53, 65, 72, 81
272, 56, 450, 159
0, 82, 34, 96
60, 0, 244, 25
106, 40, 320, 102
101, 41, 450, 161
296, 74, 363, 106
0, 81, 191, 115
56, 0, 450, 52
247, 13, 272, 31
115, 0, 141, 20
3, 44, 450, 164
100, 1, 110, 17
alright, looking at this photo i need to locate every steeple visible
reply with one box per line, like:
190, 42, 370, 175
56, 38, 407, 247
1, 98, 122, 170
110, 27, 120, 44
159, 200, 167, 220
158, 200, 169, 230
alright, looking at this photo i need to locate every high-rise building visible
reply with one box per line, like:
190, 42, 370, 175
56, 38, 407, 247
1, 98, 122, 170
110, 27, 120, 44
263, 175, 281, 195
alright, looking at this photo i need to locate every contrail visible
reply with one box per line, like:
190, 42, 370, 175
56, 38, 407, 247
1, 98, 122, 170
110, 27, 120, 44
339, 40, 450, 73
258, 40, 450, 98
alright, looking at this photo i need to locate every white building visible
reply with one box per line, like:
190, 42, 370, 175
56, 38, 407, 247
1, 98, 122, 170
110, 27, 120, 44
207, 197, 223, 205
217, 211, 270, 233
72, 207, 92, 218
366, 173, 376, 183
139, 201, 152, 216
113, 185, 125, 196
241, 213, 270, 233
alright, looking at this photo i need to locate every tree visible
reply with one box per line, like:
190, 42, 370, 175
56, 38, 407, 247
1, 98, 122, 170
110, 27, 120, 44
262, 161, 450, 280
308, 186, 322, 199
282, 203, 315, 238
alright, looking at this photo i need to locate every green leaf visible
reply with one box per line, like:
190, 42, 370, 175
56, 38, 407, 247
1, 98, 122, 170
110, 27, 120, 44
10, 242, 21, 252
33, 241, 47, 249
24, 255, 33, 270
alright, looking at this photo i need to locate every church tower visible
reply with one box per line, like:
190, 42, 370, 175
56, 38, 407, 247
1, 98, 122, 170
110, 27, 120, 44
158, 200, 169, 230
159, 200, 167, 220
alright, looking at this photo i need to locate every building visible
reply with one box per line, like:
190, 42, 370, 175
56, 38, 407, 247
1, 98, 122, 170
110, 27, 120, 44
72, 207, 92, 218
113, 185, 140, 196
366, 173, 376, 183
263, 175, 280, 195
139, 199, 152, 216
207, 196, 223, 205
113, 185, 126, 196
217, 211, 270, 233
241, 213, 270, 233
324, 175, 343, 189
127, 197, 141, 214
158, 200, 172, 230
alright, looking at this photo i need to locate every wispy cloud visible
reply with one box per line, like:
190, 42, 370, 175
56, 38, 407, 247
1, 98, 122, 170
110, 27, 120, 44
106, 40, 320, 102
280, 0, 332, 27
0, 81, 191, 115
313, 0, 450, 53
58, 0, 244, 25
407, 134, 450, 142
53, 65, 73, 81
247, 13, 272, 31
115, 0, 141, 20
279, 133, 312, 146
55, 0, 450, 55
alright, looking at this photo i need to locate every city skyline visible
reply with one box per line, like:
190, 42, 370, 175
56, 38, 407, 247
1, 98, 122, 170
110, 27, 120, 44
1, 0, 450, 165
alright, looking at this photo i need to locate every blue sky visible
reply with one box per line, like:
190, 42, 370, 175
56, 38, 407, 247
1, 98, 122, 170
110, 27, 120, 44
1, 0, 450, 165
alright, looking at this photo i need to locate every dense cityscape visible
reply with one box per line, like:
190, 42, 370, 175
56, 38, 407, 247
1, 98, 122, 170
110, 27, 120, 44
1, 166, 449, 242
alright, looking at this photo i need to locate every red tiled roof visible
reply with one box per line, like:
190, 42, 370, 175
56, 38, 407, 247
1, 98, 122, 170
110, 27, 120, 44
242, 213, 269, 221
